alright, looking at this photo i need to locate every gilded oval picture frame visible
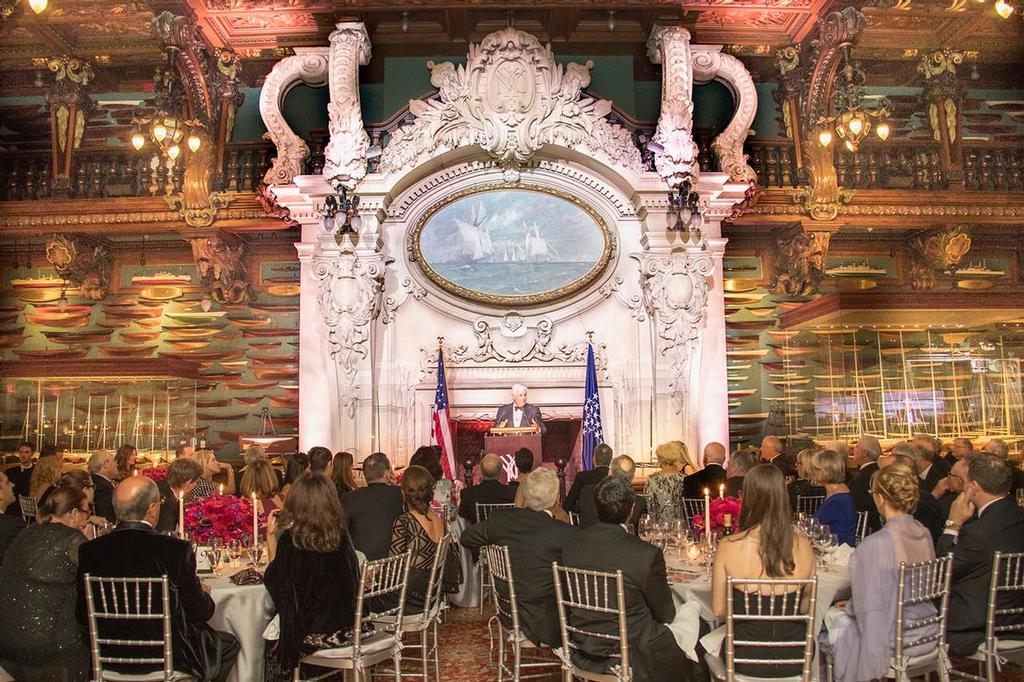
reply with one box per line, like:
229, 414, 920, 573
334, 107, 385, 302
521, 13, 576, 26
411, 185, 613, 306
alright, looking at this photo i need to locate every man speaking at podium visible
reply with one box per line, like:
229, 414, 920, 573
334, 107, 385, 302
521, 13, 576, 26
493, 384, 547, 435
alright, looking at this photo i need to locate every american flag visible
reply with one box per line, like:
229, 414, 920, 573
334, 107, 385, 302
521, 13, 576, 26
582, 342, 603, 470
432, 348, 457, 479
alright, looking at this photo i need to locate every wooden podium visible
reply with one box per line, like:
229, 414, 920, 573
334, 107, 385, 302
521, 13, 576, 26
484, 426, 542, 473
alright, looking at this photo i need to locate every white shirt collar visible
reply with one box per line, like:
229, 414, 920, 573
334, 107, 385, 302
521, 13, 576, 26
919, 464, 932, 480
859, 461, 875, 470
978, 497, 1004, 518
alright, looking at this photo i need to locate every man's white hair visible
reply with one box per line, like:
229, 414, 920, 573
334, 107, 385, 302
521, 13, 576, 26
522, 468, 558, 512
511, 384, 528, 396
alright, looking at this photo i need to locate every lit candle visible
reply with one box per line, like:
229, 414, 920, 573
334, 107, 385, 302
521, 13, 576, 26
703, 488, 711, 543
251, 492, 258, 547
719, 483, 725, 499
178, 491, 185, 540
218, 483, 224, 496
686, 543, 702, 562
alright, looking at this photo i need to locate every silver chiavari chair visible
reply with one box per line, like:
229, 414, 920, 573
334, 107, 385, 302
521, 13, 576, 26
19, 495, 36, 522
795, 495, 825, 516
482, 545, 560, 681
682, 498, 706, 533
552, 563, 632, 682
952, 551, 1024, 681
476, 502, 515, 614
83, 574, 191, 681
855, 510, 871, 544
295, 551, 411, 682
569, 511, 582, 527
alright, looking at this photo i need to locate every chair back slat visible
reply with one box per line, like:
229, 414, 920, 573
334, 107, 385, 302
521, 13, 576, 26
724, 577, 817, 682
988, 552, 1024, 638
475, 502, 513, 523
568, 511, 581, 527
552, 563, 631, 681
482, 545, 521, 636
357, 552, 411, 651
19, 495, 36, 521
855, 511, 871, 544
894, 556, 952, 665
796, 495, 825, 516
420, 531, 451, 619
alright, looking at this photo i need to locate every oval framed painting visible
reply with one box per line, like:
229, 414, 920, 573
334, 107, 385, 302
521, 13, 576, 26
411, 184, 613, 306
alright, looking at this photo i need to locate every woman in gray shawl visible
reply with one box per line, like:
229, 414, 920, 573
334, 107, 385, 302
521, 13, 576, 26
828, 462, 939, 682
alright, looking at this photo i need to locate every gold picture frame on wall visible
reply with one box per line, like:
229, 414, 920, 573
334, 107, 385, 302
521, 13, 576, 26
409, 183, 613, 307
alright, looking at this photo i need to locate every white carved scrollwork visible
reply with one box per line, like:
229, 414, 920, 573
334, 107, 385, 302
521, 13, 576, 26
323, 22, 372, 189
692, 47, 758, 185
381, 277, 426, 324
647, 26, 701, 188
259, 48, 329, 187
599, 275, 647, 322
313, 248, 391, 417
376, 28, 643, 176
634, 248, 715, 414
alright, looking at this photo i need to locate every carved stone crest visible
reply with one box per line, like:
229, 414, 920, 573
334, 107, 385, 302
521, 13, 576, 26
376, 28, 643, 175
44, 234, 111, 300
769, 224, 832, 297
907, 225, 972, 290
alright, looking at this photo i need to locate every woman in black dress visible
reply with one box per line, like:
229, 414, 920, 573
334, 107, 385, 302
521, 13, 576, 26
389, 465, 444, 612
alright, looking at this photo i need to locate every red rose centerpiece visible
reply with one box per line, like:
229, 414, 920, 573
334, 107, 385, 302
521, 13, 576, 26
185, 494, 264, 545
692, 496, 741, 537
139, 467, 168, 483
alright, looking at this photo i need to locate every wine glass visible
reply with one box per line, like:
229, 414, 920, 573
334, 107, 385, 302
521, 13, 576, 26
227, 540, 242, 567
638, 514, 653, 543
250, 543, 267, 567
207, 545, 223, 576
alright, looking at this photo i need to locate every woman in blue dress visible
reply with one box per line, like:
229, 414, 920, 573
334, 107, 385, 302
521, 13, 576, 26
811, 448, 858, 546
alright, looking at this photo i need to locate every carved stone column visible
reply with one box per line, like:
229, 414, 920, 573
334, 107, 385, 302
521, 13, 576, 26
323, 22, 372, 189
44, 57, 94, 195
647, 25, 700, 188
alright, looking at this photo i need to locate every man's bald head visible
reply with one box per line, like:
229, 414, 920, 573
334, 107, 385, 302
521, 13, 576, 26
480, 453, 502, 480
703, 442, 726, 465
113, 476, 160, 524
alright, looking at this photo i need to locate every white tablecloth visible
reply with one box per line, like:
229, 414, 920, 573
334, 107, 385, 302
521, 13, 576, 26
447, 516, 482, 609
206, 574, 275, 682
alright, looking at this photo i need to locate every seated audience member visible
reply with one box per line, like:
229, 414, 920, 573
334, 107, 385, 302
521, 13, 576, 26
578, 455, 647, 529
789, 447, 827, 510
945, 437, 973, 469
332, 450, 358, 497
848, 436, 881, 531
458, 453, 517, 522
562, 475, 691, 682
0, 471, 26, 562
513, 447, 536, 477
87, 450, 118, 521
30, 452, 63, 505
280, 452, 310, 500
6, 441, 36, 517
982, 438, 1024, 496
724, 449, 757, 498
410, 445, 458, 523
156, 457, 203, 533
341, 452, 403, 561
307, 446, 334, 476
59, 470, 109, 537
938, 453, 1024, 656
643, 441, 687, 522
761, 435, 796, 483
243, 444, 285, 487
712, 464, 815, 677
911, 433, 949, 493
811, 448, 857, 546
682, 442, 728, 499
461, 468, 577, 646
186, 449, 230, 501
389, 465, 445, 611
890, 443, 945, 542
114, 443, 138, 481
76, 476, 238, 681
0, 486, 92, 680
264, 473, 361, 678
564, 443, 613, 513
829, 463, 937, 681
933, 455, 972, 517
240, 459, 285, 516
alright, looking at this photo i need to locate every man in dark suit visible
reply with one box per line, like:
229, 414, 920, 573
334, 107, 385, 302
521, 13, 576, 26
888, 446, 945, 542
561, 475, 691, 682
492, 384, 546, 434
87, 449, 119, 522
155, 458, 203, 533
5, 440, 35, 517
937, 454, 1024, 656
342, 452, 404, 560
76, 476, 239, 681
983, 438, 1024, 497
461, 468, 577, 647
578, 455, 647, 529
682, 442, 728, 499
911, 437, 950, 495
850, 435, 881, 531
945, 437, 973, 470
760, 435, 796, 483
724, 449, 756, 498
565, 443, 612, 513
458, 453, 518, 522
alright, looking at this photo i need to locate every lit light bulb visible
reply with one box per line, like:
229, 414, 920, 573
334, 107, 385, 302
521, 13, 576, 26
153, 124, 167, 142
187, 134, 201, 152
400, 11, 410, 32
848, 115, 864, 136
167, 144, 181, 160
995, 0, 1015, 17
131, 132, 145, 150
350, 213, 362, 231
876, 121, 891, 141
29, 0, 47, 13
844, 139, 856, 152
818, 128, 834, 147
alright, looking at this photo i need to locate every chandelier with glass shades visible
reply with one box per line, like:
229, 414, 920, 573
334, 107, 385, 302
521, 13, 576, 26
816, 46, 891, 153
129, 46, 204, 161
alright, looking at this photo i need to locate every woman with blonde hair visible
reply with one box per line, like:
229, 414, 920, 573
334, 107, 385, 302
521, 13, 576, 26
240, 459, 284, 515
827, 463, 937, 682
787, 447, 826, 508
29, 454, 63, 502
185, 450, 234, 501
643, 441, 688, 521
811, 448, 857, 545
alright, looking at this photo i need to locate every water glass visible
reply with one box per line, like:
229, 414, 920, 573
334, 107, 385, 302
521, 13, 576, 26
250, 543, 267, 567
638, 514, 653, 543
207, 547, 223, 576
227, 540, 242, 567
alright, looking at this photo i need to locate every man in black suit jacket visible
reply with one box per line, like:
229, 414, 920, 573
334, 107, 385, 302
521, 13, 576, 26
461, 468, 577, 646
682, 442, 728, 499
87, 450, 118, 522
492, 384, 546, 434
982, 438, 1024, 496
724, 449, 757, 498
5, 440, 35, 517
937, 454, 1024, 656
565, 443, 612, 512
561, 475, 691, 682
155, 458, 203, 533
578, 455, 647, 529
944, 437, 973, 470
458, 453, 517, 523
76, 476, 239, 681
849, 435, 882, 531
760, 436, 796, 483
342, 452, 404, 561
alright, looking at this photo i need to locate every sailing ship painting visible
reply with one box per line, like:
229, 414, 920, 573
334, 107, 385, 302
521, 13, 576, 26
416, 188, 609, 304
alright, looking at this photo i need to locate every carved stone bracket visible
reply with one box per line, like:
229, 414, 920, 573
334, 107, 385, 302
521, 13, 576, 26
45, 56, 94, 193
381, 276, 426, 324
376, 28, 642, 176
44, 234, 111, 300
314, 248, 391, 417
906, 225, 972, 290
323, 23, 372, 189
634, 247, 714, 414
691, 47, 758, 186
769, 224, 832, 297
599, 275, 647, 322
189, 232, 253, 304
647, 25, 700, 188
259, 48, 330, 187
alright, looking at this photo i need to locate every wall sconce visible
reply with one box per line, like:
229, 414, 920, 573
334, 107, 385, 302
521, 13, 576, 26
666, 178, 704, 237
323, 186, 361, 245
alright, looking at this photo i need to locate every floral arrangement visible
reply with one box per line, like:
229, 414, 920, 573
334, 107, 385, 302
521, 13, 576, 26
139, 467, 168, 483
692, 496, 742, 536
184, 494, 264, 545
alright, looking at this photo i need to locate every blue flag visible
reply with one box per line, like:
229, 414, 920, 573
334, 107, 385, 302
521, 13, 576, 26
582, 343, 603, 471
